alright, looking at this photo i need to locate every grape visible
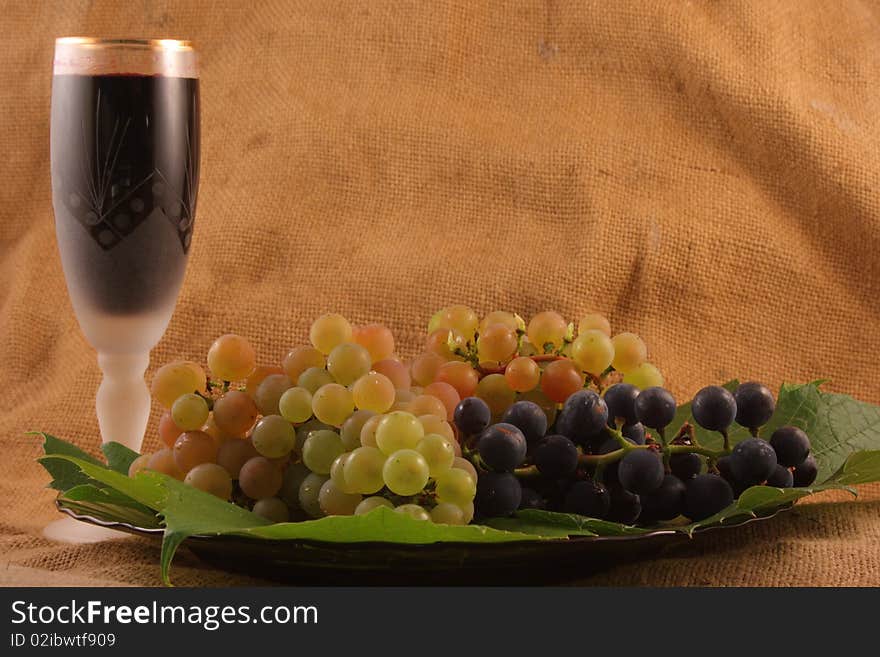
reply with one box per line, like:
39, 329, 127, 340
610, 332, 647, 374
729, 437, 777, 485
239, 456, 283, 500
213, 390, 259, 436
555, 390, 609, 445
318, 479, 362, 515
669, 452, 702, 480
151, 361, 206, 408
479, 311, 519, 334
477, 423, 527, 472
184, 463, 233, 500
518, 487, 547, 510
715, 456, 747, 497
434, 360, 479, 398
352, 323, 395, 363
607, 485, 641, 524
453, 397, 491, 436
172, 431, 217, 473
423, 382, 460, 421
344, 446, 387, 494
244, 365, 284, 398
250, 415, 295, 458
327, 342, 372, 386
596, 437, 630, 486
638, 474, 686, 522
618, 449, 664, 494
623, 362, 664, 390
409, 394, 449, 420
216, 438, 258, 479
460, 501, 475, 523
295, 418, 334, 453
475, 374, 516, 418
254, 373, 293, 416
477, 324, 518, 365
279, 462, 310, 508
394, 504, 431, 521
540, 359, 585, 403
158, 410, 185, 448
298, 472, 329, 518
311, 383, 355, 427
375, 411, 424, 454
766, 464, 794, 488
252, 497, 290, 523
410, 352, 446, 387
359, 414, 383, 447
452, 456, 478, 483
296, 366, 334, 394
372, 358, 411, 389
278, 386, 314, 424
571, 329, 614, 375
351, 372, 396, 413
329, 453, 354, 492
769, 426, 811, 467
691, 385, 737, 432
634, 387, 676, 430
527, 311, 567, 352
382, 449, 430, 496
563, 480, 610, 518
577, 313, 611, 337
430, 503, 466, 525
128, 453, 151, 478
146, 448, 184, 480
621, 422, 646, 445
340, 409, 375, 450
282, 346, 326, 383
792, 455, 818, 487
500, 400, 547, 444
355, 496, 394, 515
207, 334, 256, 381
504, 356, 540, 393
302, 429, 344, 474
475, 472, 522, 517
416, 433, 456, 477
432, 305, 479, 338
518, 388, 558, 426
684, 473, 734, 521
426, 327, 465, 361
309, 313, 353, 355
602, 383, 640, 425
418, 415, 457, 448
533, 435, 578, 478
733, 382, 776, 429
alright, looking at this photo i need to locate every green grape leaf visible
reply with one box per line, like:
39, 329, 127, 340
34, 432, 104, 491
59, 484, 161, 529
101, 442, 141, 475
488, 510, 650, 537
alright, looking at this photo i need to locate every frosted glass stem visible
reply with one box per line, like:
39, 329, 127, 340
96, 351, 151, 453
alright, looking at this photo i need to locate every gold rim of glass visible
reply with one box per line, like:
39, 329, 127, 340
55, 37, 194, 51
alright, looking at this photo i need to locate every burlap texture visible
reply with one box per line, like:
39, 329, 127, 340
1, 0, 879, 586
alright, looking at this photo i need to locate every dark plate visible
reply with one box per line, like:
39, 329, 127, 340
56, 501, 793, 585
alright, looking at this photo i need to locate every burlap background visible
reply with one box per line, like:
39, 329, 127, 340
1, 0, 878, 586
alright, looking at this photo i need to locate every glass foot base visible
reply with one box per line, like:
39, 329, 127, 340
43, 517, 129, 544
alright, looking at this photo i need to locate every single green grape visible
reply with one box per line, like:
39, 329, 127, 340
382, 449, 430, 496
183, 463, 232, 500
311, 383, 355, 427
297, 366, 334, 394
354, 496, 394, 515
623, 362, 664, 389
327, 342, 372, 386
170, 393, 209, 431
578, 313, 611, 336
394, 504, 431, 521
359, 414, 383, 447
151, 361, 206, 408
452, 456, 478, 483
351, 371, 396, 413
252, 497, 290, 523
207, 334, 256, 381
340, 409, 375, 450
415, 433, 455, 477
430, 502, 466, 525
318, 479, 362, 515
298, 472, 329, 518
343, 446, 387, 495
309, 313, 353, 355
611, 332, 648, 374
375, 411, 424, 455
330, 452, 356, 493
302, 429, 345, 474
435, 468, 477, 506
295, 418, 334, 454
250, 414, 296, 458
571, 329, 615, 375
254, 373, 293, 416
278, 386, 314, 424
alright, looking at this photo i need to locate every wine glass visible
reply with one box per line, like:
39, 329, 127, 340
47, 38, 200, 542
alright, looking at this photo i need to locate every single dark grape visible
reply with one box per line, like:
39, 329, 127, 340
766, 464, 794, 488
453, 397, 491, 436
634, 387, 677, 430
621, 422, 646, 445
607, 485, 641, 524
669, 452, 703, 480
501, 400, 548, 444
603, 383, 640, 425
477, 423, 527, 472
618, 449, 665, 495
729, 438, 777, 485
792, 455, 818, 487
639, 474, 686, 522
563, 480, 610, 518
518, 487, 547, 510
734, 382, 775, 429
769, 426, 811, 467
555, 390, 609, 446
691, 385, 737, 432
716, 456, 747, 497
533, 434, 579, 479
684, 473, 734, 521
475, 472, 522, 517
